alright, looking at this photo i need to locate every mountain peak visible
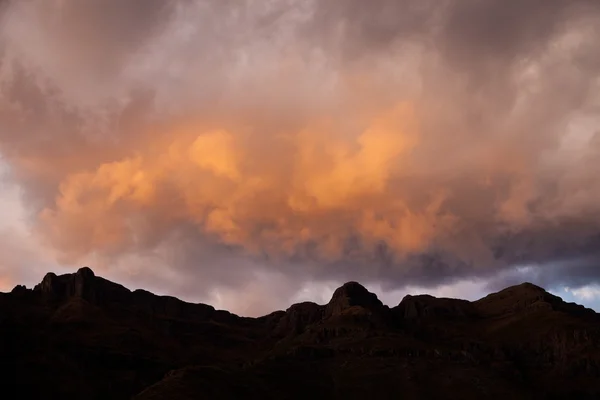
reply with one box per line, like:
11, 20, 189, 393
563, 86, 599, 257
514, 281, 546, 291
474, 281, 595, 317
33, 267, 128, 304
480, 281, 550, 301
76, 266, 95, 279
395, 294, 476, 319
36, 272, 61, 297
325, 281, 384, 317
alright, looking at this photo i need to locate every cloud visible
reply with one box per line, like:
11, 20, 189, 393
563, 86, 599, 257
0, 0, 600, 314
566, 285, 600, 302
0, 166, 57, 292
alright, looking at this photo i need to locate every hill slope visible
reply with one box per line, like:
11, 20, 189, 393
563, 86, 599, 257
2, 268, 600, 399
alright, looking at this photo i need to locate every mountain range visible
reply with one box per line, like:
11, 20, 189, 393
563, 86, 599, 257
2, 267, 600, 399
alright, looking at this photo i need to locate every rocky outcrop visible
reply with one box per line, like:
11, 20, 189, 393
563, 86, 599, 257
35, 272, 63, 298
35, 267, 95, 300
275, 302, 324, 335
33, 267, 131, 305
131, 289, 216, 322
324, 281, 386, 317
10, 285, 28, 295
26, 267, 252, 330
474, 282, 597, 317
30, 267, 240, 324
394, 294, 477, 320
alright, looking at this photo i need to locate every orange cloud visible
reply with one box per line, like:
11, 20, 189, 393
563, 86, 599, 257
189, 130, 241, 181
38, 101, 453, 264
289, 103, 418, 210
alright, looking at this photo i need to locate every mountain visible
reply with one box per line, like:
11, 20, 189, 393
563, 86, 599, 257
2, 268, 600, 399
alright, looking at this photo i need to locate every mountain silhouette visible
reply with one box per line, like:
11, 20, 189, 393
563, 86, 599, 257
2, 268, 600, 399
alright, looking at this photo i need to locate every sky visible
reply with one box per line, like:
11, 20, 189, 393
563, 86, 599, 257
1, 0, 600, 316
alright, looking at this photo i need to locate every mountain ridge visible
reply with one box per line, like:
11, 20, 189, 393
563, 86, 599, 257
2, 268, 600, 399
9, 267, 597, 319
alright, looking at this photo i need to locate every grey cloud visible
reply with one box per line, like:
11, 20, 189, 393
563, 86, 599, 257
484, 252, 600, 294
3, 0, 177, 80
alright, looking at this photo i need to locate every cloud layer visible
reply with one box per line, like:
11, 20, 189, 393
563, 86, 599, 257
1, 0, 600, 314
